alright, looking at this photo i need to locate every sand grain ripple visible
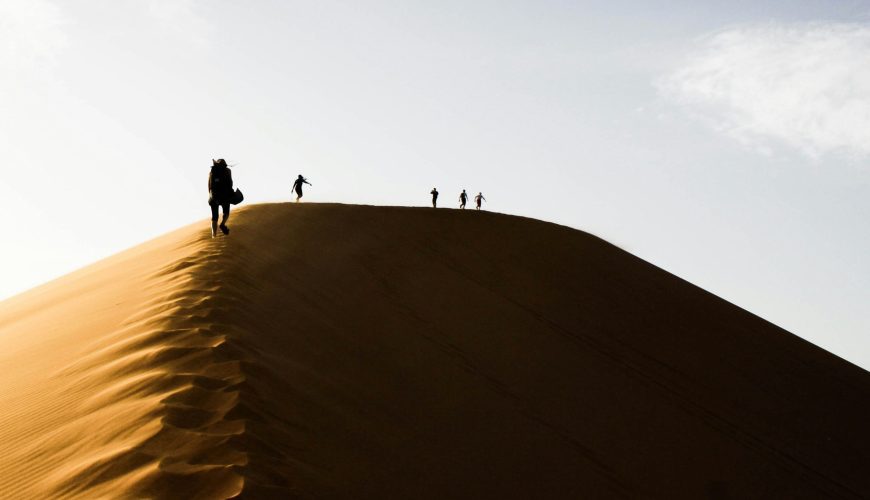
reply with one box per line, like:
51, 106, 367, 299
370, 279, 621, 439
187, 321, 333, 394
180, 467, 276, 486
0, 220, 296, 499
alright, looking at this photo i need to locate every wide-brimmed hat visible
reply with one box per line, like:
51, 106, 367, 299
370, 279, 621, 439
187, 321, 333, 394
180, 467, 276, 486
212, 158, 228, 167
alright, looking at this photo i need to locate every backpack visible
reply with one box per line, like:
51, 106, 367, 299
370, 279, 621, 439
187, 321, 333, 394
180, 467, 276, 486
211, 167, 232, 195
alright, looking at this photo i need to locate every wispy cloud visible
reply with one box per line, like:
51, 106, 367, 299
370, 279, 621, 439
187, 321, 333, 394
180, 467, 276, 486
660, 22, 870, 159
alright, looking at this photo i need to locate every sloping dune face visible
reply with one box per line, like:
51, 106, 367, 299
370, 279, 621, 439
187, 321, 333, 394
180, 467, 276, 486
1, 203, 869, 499
0, 222, 246, 499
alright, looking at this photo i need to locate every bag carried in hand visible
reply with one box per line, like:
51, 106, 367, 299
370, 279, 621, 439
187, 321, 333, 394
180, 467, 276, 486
231, 188, 244, 205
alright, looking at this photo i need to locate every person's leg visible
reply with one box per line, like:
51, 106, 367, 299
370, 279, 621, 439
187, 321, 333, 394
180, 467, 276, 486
219, 203, 230, 234
210, 202, 219, 236
295, 187, 302, 202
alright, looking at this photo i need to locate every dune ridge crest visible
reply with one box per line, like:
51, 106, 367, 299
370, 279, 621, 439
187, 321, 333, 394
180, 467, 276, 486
50, 240, 283, 498
0, 213, 294, 498
1, 203, 870, 499
72, 236, 314, 496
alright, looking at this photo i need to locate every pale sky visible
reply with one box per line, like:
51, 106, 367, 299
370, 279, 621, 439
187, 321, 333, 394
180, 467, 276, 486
2, 1, 868, 369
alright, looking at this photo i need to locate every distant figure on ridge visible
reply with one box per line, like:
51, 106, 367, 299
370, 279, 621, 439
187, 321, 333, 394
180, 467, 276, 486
459, 189, 468, 209
430, 187, 439, 208
474, 192, 486, 210
208, 159, 233, 237
292, 174, 312, 202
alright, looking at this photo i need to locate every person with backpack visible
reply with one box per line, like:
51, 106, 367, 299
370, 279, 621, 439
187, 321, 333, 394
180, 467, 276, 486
292, 174, 312, 202
208, 158, 233, 237
474, 192, 486, 210
459, 189, 468, 209
430, 187, 439, 208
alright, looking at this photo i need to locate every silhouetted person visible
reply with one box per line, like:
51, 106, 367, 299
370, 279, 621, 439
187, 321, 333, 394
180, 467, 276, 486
459, 189, 468, 209
292, 174, 311, 202
430, 188, 439, 208
474, 192, 486, 210
208, 159, 233, 237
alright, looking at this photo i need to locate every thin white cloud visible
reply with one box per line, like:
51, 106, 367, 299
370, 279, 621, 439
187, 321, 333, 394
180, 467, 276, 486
660, 22, 870, 159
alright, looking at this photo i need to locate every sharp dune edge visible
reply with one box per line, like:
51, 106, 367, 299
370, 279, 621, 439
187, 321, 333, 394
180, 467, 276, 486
1, 203, 868, 499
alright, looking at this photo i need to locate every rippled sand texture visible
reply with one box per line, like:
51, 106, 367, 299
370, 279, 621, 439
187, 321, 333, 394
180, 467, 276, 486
0, 203, 868, 499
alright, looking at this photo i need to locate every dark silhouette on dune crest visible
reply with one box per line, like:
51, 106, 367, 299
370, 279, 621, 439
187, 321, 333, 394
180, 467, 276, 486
0, 203, 868, 498
208, 159, 233, 237
292, 174, 311, 202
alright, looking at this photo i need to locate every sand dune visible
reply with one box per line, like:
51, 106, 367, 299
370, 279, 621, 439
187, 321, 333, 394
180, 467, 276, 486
0, 203, 868, 498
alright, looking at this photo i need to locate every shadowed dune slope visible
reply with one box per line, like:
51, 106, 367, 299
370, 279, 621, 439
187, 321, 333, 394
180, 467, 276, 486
1, 202, 869, 499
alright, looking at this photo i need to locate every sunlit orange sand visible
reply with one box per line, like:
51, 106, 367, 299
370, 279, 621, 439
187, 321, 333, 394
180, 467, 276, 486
1, 203, 868, 498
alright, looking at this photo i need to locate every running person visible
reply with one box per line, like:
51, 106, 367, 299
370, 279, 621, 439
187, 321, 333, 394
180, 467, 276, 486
474, 192, 486, 210
292, 174, 312, 202
208, 159, 233, 237
459, 189, 468, 209
430, 187, 439, 208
